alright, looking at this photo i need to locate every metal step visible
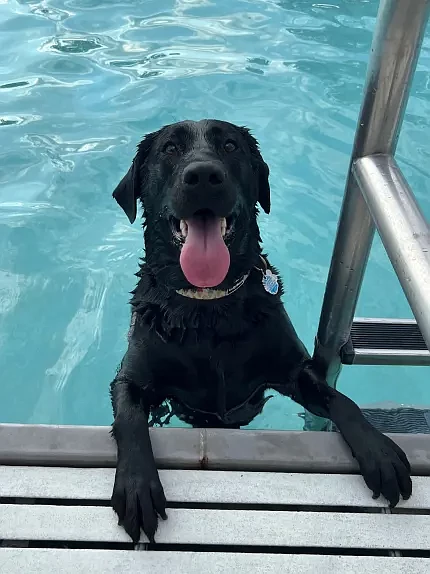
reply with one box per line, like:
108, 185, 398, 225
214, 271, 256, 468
341, 318, 430, 366
333, 407, 430, 434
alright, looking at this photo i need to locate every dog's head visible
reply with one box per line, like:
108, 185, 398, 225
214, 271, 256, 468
113, 119, 270, 289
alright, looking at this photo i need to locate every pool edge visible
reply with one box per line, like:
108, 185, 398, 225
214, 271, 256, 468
0, 423, 429, 474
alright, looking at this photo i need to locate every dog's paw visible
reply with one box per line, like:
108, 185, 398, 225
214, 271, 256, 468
353, 428, 412, 507
111, 461, 167, 544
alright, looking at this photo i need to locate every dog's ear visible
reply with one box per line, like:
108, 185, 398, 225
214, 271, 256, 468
112, 131, 158, 223
112, 159, 139, 223
240, 126, 270, 214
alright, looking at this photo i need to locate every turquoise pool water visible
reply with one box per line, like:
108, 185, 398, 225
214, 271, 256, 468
0, 0, 429, 428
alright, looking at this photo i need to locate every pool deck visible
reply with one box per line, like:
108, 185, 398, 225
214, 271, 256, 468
0, 424, 430, 572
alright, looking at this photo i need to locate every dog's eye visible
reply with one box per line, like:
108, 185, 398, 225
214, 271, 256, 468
224, 140, 237, 153
163, 142, 178, 155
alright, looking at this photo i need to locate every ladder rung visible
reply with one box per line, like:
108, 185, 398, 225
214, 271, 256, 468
341, 318, 430, 366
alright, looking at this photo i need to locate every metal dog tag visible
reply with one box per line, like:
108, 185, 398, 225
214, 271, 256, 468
262, 269, 279, 295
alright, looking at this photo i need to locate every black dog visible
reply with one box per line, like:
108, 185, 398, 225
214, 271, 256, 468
110, 119, 412, 544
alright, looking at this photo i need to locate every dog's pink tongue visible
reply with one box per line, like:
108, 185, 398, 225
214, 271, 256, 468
180, 215, 230, 288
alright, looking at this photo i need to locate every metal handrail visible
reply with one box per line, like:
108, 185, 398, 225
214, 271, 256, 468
354, 154, 430, 345
307, 0, 430, 430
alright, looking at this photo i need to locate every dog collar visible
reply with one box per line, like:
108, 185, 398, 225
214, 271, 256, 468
176, 256, 279, 300
176, 272, 250, 300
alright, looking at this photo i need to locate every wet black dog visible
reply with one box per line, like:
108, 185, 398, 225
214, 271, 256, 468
110, 119, 412, 544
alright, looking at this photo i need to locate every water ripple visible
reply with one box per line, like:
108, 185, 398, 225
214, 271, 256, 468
0, 114, 42, 127
40, 35, 107, 54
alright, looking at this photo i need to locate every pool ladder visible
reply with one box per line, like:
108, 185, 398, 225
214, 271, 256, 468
307, 0, 430, 429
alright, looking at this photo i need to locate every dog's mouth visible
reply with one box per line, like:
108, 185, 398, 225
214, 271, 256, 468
170, 211, 235, 243
170, 209, 235, 289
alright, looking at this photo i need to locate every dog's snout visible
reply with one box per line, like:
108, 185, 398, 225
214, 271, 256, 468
183, 162, 224, 188
173, 159, 235, 219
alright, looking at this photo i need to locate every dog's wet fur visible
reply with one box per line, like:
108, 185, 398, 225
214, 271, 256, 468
110, 119, 412, 544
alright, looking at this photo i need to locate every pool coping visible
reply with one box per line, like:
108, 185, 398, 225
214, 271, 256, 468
0, 424, 430, 474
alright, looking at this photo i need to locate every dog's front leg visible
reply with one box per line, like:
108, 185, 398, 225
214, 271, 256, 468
110, 377, 167, 544
288, 360, 412, 507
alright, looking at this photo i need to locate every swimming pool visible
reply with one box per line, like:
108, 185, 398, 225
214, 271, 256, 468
0, 0, 429, 428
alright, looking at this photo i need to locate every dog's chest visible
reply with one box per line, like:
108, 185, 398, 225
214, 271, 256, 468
151, 335, 275, 425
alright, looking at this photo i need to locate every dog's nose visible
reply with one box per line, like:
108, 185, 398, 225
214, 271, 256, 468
183, 162, 224, 188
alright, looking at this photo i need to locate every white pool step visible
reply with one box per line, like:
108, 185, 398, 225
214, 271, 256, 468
0, 549, 429, 574
2, 466, 430, 507
0, 549, 428, 574
0, 425, 429, 573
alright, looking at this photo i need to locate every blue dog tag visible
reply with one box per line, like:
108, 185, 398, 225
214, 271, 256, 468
262, 269, 279, 295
